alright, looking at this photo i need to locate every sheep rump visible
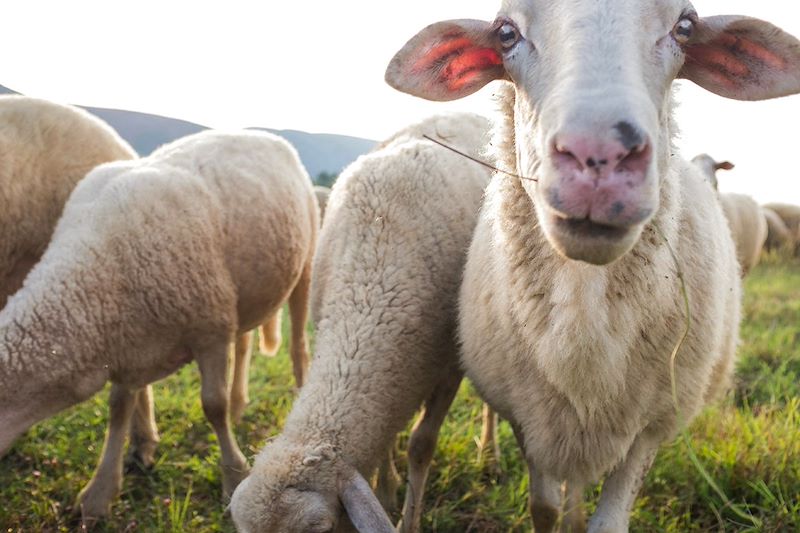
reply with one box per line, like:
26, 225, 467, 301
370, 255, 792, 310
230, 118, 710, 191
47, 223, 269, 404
0, 95, 135, 308
0, 129, 317, 520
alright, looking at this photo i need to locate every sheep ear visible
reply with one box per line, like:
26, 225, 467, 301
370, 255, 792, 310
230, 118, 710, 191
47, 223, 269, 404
715, 161, 735, 171
386, 19, 506, 102
680, 15, 800, 100
338, 465, 396, 533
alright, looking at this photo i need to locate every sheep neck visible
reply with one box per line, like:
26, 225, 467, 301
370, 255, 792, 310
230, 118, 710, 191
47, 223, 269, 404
0, 261, 113, 452
491, 83, 682, 419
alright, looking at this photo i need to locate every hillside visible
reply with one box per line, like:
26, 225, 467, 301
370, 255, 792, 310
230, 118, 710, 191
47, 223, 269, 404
0, 85, 375, 179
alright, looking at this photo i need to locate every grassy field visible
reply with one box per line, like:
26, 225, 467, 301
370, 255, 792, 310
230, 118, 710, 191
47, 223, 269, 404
1, 255, 798, 532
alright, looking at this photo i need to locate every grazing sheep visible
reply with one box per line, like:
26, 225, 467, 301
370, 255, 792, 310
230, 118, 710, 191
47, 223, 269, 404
230, 184, 331, 423
0, 95, 136, 309
763, 202, 800, 254
315, 185, 332, 220
230, 112, 492, 533
0, 130, 317, 520
762, 206, 794, 252
691, 154, 768, 276
387, 3, 799, 531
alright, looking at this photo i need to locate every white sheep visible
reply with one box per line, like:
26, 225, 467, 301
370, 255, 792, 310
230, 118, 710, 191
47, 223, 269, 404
691, 154, 768, 276
0, 129, 317, 521
762, 206, 794, 253
387, 3, 799, 532
230, 112, 493, 533
689, 153, 733, 191
230, 184, 332, 424
0, 95, 136, 309
762, 202, 800, 255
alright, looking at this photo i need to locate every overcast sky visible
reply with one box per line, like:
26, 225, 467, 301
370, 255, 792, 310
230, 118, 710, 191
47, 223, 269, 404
1, 1, 798, 203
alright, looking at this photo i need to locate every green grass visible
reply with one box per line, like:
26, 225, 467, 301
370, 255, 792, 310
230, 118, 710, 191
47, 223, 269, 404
2, 257, 799, 532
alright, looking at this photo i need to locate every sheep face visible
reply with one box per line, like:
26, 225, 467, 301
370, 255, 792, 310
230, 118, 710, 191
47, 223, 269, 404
386, 0, 800, 265
230, 443, 340, 533
230, 441, 395, 533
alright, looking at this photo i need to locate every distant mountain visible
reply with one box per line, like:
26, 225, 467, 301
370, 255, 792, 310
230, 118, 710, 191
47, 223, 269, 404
0, 84, 376, 180
256, 128, 377, 179
87, 107, 208, 157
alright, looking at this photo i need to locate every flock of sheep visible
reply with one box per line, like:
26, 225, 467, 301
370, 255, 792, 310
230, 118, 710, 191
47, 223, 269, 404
2, 1, 800, 532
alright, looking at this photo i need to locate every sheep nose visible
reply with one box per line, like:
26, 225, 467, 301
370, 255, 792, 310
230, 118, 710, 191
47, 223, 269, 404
546, 121, 653, 227
552, 122, 651, 181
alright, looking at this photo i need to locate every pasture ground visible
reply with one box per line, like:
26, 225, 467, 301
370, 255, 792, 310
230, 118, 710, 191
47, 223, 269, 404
1, 254, 798, 532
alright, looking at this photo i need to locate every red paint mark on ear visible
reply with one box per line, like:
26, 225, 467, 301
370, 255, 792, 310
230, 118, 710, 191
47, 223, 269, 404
687, 44, 750, 77
413, 37, 475, 72
448, 69, 484, 91
448, 48, 502, 79
719, 33, 788, 70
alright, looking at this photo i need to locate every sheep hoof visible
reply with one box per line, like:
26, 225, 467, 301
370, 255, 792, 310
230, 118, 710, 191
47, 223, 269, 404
73, 488, 113, 524
125, 440, 158, 472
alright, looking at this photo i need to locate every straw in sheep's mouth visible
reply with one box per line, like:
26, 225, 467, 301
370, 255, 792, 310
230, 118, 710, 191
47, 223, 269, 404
556, 217, 631, 240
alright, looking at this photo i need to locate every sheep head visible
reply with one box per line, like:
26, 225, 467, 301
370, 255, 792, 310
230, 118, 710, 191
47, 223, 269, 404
386, 0, 800, 265
230, 439, 394, 533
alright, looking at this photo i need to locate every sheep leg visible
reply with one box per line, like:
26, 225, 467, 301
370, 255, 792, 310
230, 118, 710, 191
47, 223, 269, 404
76, 384, 137, 520
511, 423, 560, 533
586, 436, 659, 533
196, 340, 249, 498
530, 471, 563, 533
259, 311, 282, 356
287, 261, 311, 388
478, 403, 501, 471
230, 332, 253, 424
397, 370, 462, 533
374, 445, 402, 513
562, 481, 587, 533
127, 385, 160, 469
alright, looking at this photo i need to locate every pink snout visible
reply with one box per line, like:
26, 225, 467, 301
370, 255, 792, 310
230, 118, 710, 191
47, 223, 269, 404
546, 123, 654, 227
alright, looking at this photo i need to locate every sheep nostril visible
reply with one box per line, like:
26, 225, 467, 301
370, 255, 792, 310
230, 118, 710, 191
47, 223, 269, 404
618, 143, 652, 174
553, 143, 583, 172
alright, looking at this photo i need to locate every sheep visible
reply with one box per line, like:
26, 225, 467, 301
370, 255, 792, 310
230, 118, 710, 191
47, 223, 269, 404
0, 129, 318, 521
230, 112, 493, 533
690, 153, 733, 191
762, 206, 794, 252
763, 202, 800, 254
719, 194, 768, 276
691, 154, 768, 276
230, 184, 331, 424
315, 185, 332, 220
386, 3, 800, 532
0, 95, 136, 309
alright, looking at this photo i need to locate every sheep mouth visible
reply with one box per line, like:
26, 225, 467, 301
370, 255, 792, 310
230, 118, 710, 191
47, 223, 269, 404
554, 217, 631, 241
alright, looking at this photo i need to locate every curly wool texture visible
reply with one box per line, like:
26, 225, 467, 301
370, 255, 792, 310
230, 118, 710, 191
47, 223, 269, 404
458, 85, 741, 484
0, 96, 136, 308
231, 113, 492, 532
0, 130, 317, 453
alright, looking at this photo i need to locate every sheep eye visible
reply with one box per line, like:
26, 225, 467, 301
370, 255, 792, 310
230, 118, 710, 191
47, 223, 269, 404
497, 22, 521, 50
672, 17, 694, 45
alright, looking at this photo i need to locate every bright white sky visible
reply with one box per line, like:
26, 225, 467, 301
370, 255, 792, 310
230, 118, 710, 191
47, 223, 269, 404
1, 1, 798, 203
